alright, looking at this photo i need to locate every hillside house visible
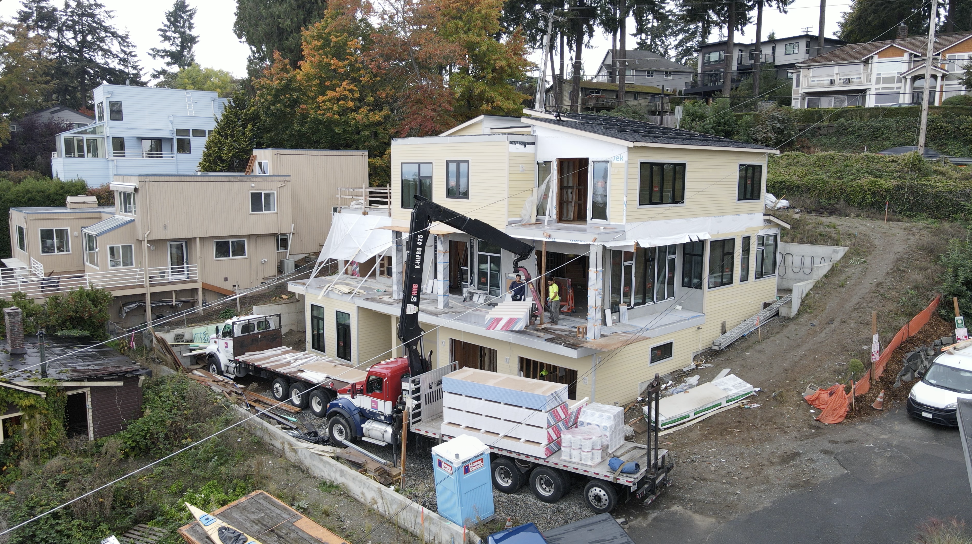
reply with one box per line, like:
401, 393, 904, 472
50, 84, 230, 187
592, 49, 694, 91
5, 149, 368, 325
288, 113, 784, 406
792, 31, 972, 108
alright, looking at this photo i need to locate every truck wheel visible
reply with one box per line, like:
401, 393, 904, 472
270, 378, 289, 402
327, 415, 352, 447
308, 389, 333, 418
529, 466, 566, 503
583, 480, 618, 514
491, 458, 524, 493
207, 355, 221, 376
289, 382, 309, 408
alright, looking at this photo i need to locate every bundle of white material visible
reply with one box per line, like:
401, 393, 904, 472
560, 426, 603, 466
576, 402, 625, 453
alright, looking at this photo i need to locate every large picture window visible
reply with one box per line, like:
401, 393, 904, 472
214, 239, 247, 259
681, 241, 704, 289
83, 233, 98, 267
446, 160, 469, 199
39, 228, 70, 254
16, 225, 25, 252
738, 164, 762, 201
336, 311, 351, 361
401, 162, 432, 208
108, 244, 134, 268
250, 191, 276, 213
311, 304, 325, 352
740, 236, 751, 282
639, 162, 685, 205
610, 244, 676, 311
707, 238, 735, 288
755, 234, 778, 278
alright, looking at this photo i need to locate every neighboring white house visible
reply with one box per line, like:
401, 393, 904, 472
792, 32, 972, 108
51, 84, 229, 187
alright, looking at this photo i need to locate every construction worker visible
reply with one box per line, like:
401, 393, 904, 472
511, 274, 526, 301
547, 280, 560, 325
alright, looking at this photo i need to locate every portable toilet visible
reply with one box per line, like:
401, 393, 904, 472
431, 434, 494, 527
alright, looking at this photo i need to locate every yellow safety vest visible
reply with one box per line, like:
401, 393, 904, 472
548, 283, 560, 301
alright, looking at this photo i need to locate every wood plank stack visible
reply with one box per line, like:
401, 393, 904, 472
441, 368, 569, 458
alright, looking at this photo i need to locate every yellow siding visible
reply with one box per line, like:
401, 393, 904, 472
507, 152, 535, 220
447, 122, 486, 136
390, 140, 511, 230
877, 45, 908, 59
623, 147, 767, 224
943, 37, 972, 55
608, 160, 626, 223
356, 308, 394, 366
253, 149, 369, 255
595, 326, 702, 402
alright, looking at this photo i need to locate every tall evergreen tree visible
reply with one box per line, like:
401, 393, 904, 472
15, 0, 59, 34
836, 0, 949, 43
233, 0, 328, 73
149, 0, 198, 80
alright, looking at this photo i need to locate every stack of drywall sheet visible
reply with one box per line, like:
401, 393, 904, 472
485, 301, 533, 331
576, 403, 625, 453
441, 368, 568, 458
647, 374, 755, 429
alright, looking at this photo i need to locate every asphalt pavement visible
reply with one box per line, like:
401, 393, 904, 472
627, 406, 972, 544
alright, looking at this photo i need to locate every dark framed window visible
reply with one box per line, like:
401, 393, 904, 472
681, 241, 704, 289
740, 236, 751, 282
446, 160, 469, 199
755, 234, 778, 279
96, 103, 104, 122
111, 137, 125, 157
192, 128, 206, 137
401, 162, 432, 208
639, 162, 685, 205
707, 238, 735, 288
175, 128, 190, 137
738, 164, 762, 201
311, 304, 325, 352
109, 101, 123, 121
250, 191, 276, 213
277, 234, 289, 252
214, 239, 246, 259
650, 342, 673, 364
177, 138, 191, 154
336, 311, 351, 361
610, 244, 677, 311
16, 225, 25, 252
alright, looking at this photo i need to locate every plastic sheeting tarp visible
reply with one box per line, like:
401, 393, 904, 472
606, 213, 765, 248
488, 523, 547, 544
316, 213, 392, 264
804, 384, 848, 424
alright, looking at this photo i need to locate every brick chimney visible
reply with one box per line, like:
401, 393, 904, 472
4, 307, 26, 355
897, 23, 908, 40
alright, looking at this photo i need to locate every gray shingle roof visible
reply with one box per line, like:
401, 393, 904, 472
608, 50, 694, 72
530, 113, 773, 150
800, 32, 972, 65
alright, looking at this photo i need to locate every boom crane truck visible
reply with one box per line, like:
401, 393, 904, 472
323, 195, 673, 513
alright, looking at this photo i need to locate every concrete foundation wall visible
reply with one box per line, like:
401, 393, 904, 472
253, 299, 305, 334
240, 409, 480, 544
777, 243, 848, 318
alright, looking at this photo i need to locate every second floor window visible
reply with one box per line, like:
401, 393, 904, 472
703, 51, 724, 64
250, 191, 276, 213
83, 233, 98, 267
109, 101, 123, 121
664, 71, 673, 79
177, 138, 191, 154
16, 225, 25, 252
785, 42, 799, 55
446, 160, 469, 199
738, 164, 762, 201
646, 70, 654, 77
639, 162, 686, 205
96, 103, 104, 122
40, 228, 70, 254
108, 244, 134, 267
740, 235, 751, 282
192, 129, 206, 137
215, 239, 247, 259
119, 191, 135, 214
176, 129, 190, 137
112, 137, 125, 157
401, 162, 432, 208
708, 238, 735, 288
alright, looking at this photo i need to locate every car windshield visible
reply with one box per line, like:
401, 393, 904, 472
922, 362, 972, 394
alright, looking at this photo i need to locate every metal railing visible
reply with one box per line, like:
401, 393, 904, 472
337, 186, 391, 209
111, 151, 177, 159
805, 73, 869, 88
0, 264, 199, 300
29, 257, 44, 279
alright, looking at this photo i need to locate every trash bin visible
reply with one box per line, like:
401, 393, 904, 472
431, 434, 494, 527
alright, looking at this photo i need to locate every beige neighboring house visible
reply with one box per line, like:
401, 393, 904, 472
4, 149, 369, 325
289, 113, 787, 406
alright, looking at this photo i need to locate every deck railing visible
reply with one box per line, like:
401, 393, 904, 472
337, 186, 391, 210
0, 265, 199, 300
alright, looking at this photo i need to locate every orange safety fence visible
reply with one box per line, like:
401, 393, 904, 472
805, 294, 941, 423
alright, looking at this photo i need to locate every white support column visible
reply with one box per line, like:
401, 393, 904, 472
436, 235, 449, 309
391, 231, 404, 300
590, 355, 598, 401
587, 244, 603, 340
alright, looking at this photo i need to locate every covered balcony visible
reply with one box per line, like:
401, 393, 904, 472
0, 261, 199, 301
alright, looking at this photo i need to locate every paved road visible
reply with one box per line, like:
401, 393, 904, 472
628, 406, 972, 544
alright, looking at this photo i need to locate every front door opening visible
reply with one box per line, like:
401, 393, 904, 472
450, 339, 497, 372
449, 240, 468, 294
168, 241, 187, 279
557, 158, 588, 222
65, 391, 90, 440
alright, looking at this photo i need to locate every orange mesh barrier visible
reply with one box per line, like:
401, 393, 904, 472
872, 294, 941, 379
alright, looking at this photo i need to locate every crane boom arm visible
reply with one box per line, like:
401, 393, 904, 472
398, 196, 534, 375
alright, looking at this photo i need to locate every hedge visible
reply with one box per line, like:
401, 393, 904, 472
767, 152, 972, 220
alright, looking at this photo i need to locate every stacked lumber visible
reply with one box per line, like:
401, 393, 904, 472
441, 368, 568, 458
187, 370, 299, 428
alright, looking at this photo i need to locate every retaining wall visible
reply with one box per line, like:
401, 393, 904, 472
253, 300, 305, 333
239, 408, 481, 544
778, 243, 848, 318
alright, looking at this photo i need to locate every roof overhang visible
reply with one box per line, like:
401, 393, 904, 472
900, 63, 949, 77
763, 214, 791, 229
109, 182, 137, 192
864, 43, 922, 60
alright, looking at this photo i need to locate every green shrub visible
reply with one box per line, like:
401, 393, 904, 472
942, 95, 972, 107
0, 287, 113, 340
940, 233, 972, 320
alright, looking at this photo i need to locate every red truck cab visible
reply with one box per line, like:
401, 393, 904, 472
336, 357, 411, 421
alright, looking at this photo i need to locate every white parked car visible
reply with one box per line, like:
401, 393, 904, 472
907, 345, 972, 426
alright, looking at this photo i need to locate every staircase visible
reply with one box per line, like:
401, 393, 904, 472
712, 295, 792, 350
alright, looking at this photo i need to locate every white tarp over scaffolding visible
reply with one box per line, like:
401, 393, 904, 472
607, 212, 765, 248
313, 213, 392, 276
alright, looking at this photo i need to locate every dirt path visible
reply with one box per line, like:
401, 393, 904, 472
620, 214, 961, 523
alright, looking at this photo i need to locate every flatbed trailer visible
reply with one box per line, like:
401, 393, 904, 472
404, 364, 673, 513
